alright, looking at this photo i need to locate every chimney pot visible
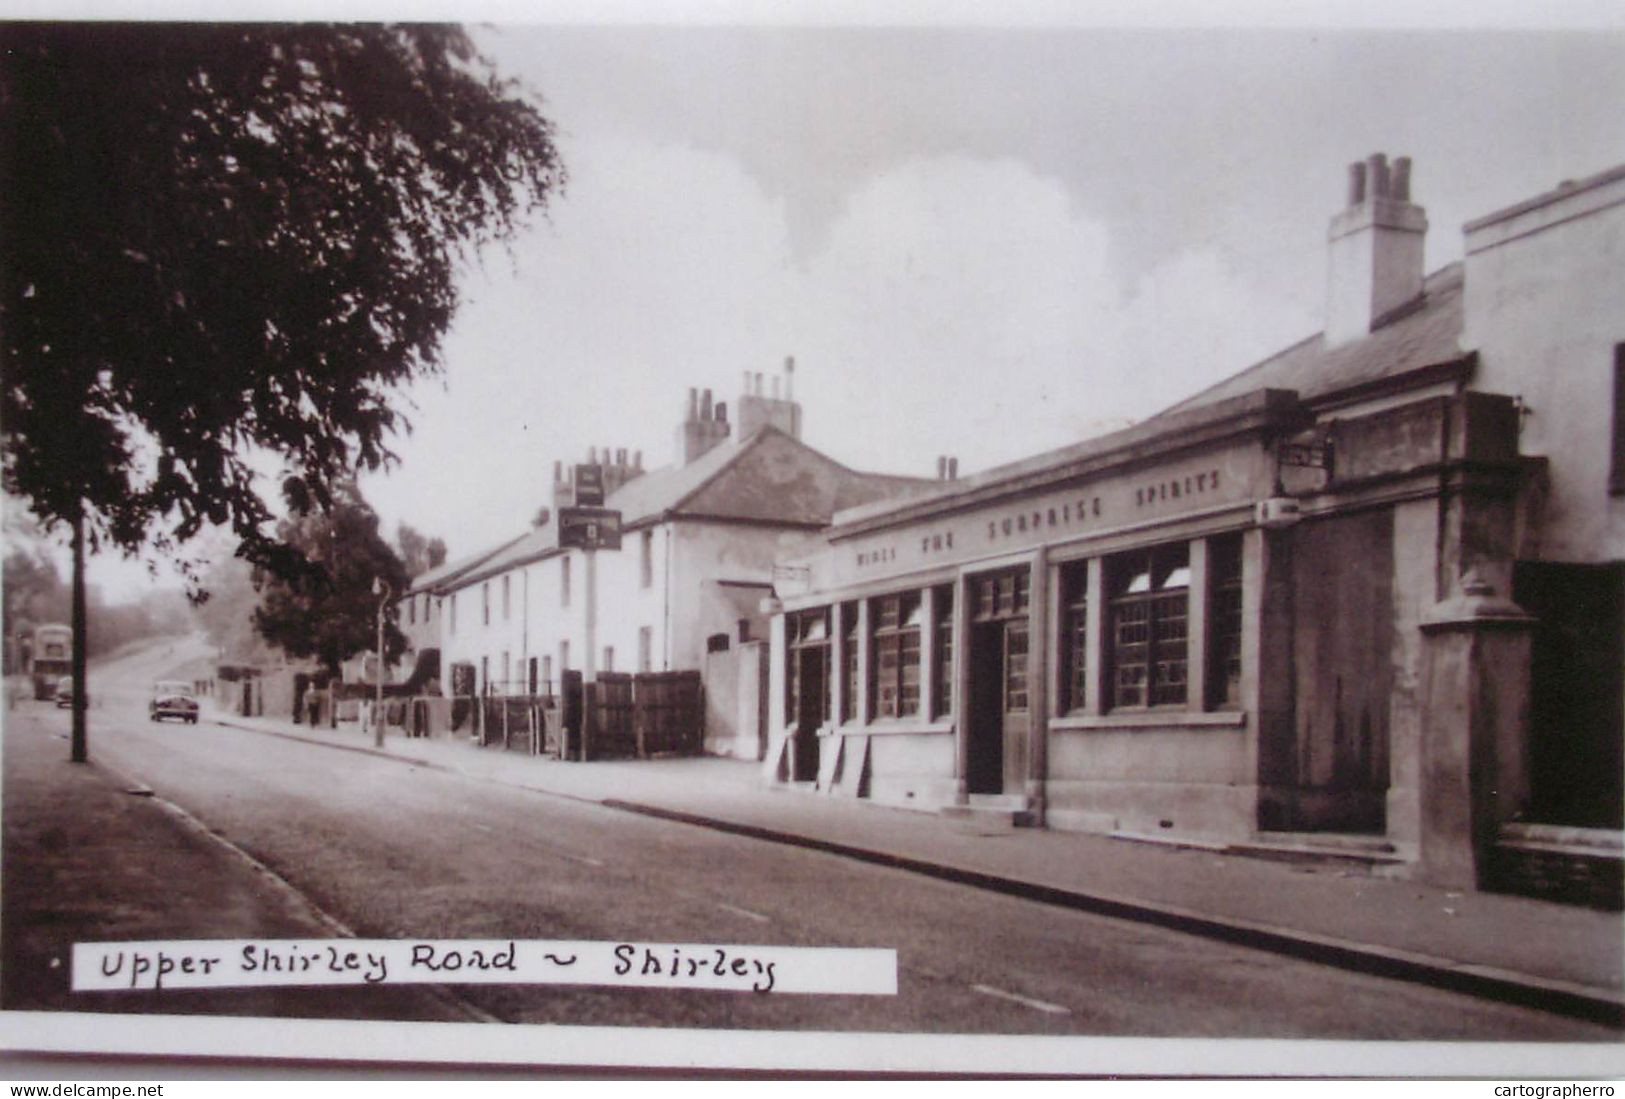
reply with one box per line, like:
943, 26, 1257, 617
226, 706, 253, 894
553, 460, 562, 481
772, 376, 780, 399
688, 387, 698, 421
1347, 161, 1367, 205
1392, 156, 1412, 202
700, 388, 713, 420
616, 448, 626, 465
936, 456, 947, 479
587, 446, 596, 464
755, 372, 764, 396
948, 457, 959, 479
1367, 153, 1390, 199
716, 401, 727, 423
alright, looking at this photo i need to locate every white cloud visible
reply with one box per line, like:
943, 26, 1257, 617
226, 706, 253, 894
357, 138, 1322, 564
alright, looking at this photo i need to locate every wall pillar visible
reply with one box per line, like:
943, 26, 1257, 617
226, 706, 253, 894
952, 572, 972, 805
1416, 570, 1534, 890
1026, 548, 1050, 822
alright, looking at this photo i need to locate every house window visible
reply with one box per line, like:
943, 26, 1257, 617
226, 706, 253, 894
528, 656, 538, 696
482, 582, 490, 626
870, 591, 922, 719
707, 633, 730, 653
737, 617, 751, 643
561, 556, 571, 607
1207, 534, 1244, 709
933, 585, 954, 718
502, 575, 511, 620
640, 530, 654, 588
638, 627, 652, 672
786, 607, 832, 727
1612, 344, 1625, 496
1108, 543, 1190, 709
542, 655, 553, 694
501, 651, 510, 694
1061, 562, 1089, 713
840, 602, 859, 723
480, 655, 489, 695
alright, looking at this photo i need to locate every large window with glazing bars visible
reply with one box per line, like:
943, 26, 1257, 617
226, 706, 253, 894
840, 602, 859, 723
786, 608, 831, 726
1206, 534, 1244, 709
1060, 561, 1089, 713
870, 592, 922, 719
1107, 543, 1190, 708
932, 585, 954, 719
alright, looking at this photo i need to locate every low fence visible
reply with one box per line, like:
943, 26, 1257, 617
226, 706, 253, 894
270, 670, 703, 762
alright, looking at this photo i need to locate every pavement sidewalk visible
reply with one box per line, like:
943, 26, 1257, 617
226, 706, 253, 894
213, 704, 1625, 1027
0, 708, 479, 1021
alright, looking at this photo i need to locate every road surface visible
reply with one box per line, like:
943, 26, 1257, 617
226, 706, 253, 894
4, 636, 1613, 1039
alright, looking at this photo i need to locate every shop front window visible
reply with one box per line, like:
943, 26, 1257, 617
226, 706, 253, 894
1207, 534, 1244, 709
870, 592, 922, 719
1061, 561, 1089, 713
932, 585, 954, 719
1109, 543, 1189, 709
841, 602, 859, 723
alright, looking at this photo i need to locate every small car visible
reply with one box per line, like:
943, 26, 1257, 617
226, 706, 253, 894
149, 680, 199, 724
54, 676, 75, 708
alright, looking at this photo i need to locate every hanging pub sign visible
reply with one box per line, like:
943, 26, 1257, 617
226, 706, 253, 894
573, 464, 606, 507
558, 506, 622, 551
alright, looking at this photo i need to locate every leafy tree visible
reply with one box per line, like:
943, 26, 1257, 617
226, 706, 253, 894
0, 24, 563, 757
396, 521, 448, 579
253, 484, 410, 676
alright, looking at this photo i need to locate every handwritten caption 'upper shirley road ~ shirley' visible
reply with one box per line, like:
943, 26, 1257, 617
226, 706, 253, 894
71, 939, 898, 996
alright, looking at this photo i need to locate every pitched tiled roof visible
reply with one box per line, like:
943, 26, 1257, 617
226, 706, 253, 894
607, 426, 937, 528
436, 427, 937, 593
1159, 263, 1467, 415
405, 532, 526, 596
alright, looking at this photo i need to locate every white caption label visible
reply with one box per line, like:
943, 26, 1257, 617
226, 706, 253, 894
71, 939, 897, 996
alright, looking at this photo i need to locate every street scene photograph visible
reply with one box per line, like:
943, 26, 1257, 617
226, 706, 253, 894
2, 5, 1624, 1077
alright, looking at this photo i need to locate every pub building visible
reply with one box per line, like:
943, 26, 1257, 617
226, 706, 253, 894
762, 154, 1625, 905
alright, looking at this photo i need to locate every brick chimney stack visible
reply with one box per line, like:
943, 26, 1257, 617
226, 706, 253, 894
675, 383, 732, 465
738, 355, 804, 441
1325, 152, 1428, 347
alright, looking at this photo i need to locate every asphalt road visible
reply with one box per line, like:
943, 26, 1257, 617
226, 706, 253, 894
9, 639, 1615, 1040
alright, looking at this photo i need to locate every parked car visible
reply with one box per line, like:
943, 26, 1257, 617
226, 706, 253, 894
149, 680, 199, 724
53, 676, 75, 708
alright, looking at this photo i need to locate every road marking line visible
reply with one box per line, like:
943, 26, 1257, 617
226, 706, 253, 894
970, 983, 1071, 1015
470, 822, 494, 833
716, 902, 771, 923
556, 851, 603, 867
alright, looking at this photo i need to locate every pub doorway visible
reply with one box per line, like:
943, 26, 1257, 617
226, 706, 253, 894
965, 568, 1031, 796
786, 608, 831, 783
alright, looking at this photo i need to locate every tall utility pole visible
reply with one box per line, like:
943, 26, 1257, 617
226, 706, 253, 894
69, 511, 87, 763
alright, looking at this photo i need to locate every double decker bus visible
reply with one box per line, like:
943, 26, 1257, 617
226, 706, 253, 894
26, 623, 72, 700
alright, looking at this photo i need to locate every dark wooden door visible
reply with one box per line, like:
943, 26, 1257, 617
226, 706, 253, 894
1262, 511, 1394, 833
1516, 561, 1624, 829
793, 647, 826, 782
967, 619, 1030, 795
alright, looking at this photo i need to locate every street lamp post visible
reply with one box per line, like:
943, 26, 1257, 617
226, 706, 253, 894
373, 577, 392, 749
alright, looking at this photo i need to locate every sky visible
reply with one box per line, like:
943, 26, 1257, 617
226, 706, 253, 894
22, 5, 1625, 601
